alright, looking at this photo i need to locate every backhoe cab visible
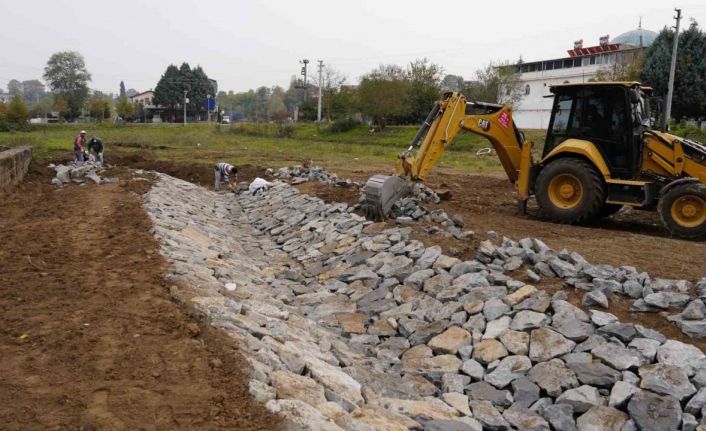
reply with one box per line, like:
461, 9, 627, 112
362, 82, 706, 238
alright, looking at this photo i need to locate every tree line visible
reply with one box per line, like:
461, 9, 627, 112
2, 22, 705, 130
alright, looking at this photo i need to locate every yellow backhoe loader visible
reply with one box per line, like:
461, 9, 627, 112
361, 82, 706, 238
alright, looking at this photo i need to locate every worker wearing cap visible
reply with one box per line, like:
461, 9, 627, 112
74, 130, 87, 165
88, 136, 104, 166
214, 162, 238, 192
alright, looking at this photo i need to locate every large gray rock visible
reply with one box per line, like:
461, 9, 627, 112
418, 246, 443, 269
529, 328, 576, 362
539, 403, 576, 431
667, 315, 706, 338
591, 343, 641, 371
266, 399, 345, 431
568, 362, 621, 387
582, 290, 609, 309
576, 406, 627, 431
483, 298, 510, 321
556, 385, 605, 413
656, 340, 706, 376
467, 382, 513, 408
484, 316, 511, 340
552, 300, 594, 341
549, 258, 577, 278
627, 338, 661, 364
423, 420, 478, 431
589, 310, 618, 327
484, 355, 532, 389
528, 359, 579, 397
596, 323, 637, 343
469, 400, 510, 430
502, 404, 550, 431
511, 310, 550, 331
406, 269, 436, 289
608, 381, 639, 409
682, 299, 706, 320
627, 390, 682, 431
460, 358, 485, 381
684, 387, 706, 415
512, 377, 540, 408
638, 363, 696, 400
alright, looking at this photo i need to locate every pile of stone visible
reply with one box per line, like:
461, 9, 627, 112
144, 175, 706, 431
392, 200, 472, 241
50, 162, 115, 186
476, 237, 706, 339
275, 165, 361, 188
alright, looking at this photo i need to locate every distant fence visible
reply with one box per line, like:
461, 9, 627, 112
0, 146, 32, 186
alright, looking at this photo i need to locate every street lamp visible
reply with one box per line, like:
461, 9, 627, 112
207, 94, 212, 124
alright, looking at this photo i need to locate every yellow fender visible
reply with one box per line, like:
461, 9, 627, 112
540, 139, 611, 178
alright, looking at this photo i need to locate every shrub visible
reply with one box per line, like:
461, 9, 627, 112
6, 95, 30, 127
327, 117, 361, 133
276, 124, 295, 138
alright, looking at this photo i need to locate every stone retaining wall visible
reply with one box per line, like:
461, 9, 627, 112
143, 174, 706, 431
0, 146, 32, 186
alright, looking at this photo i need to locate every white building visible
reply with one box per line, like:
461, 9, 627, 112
507, 28, 657, 129
129, 90, 156, 108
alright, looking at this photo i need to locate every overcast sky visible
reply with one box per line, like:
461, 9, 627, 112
1, 0, 705, 95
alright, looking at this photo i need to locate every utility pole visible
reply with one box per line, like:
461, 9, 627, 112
317, 60, 324, 122
300, 59, 309, 101
663, 8, 682, 132
183, 90, 188, 126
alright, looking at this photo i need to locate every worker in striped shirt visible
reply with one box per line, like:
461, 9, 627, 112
214, 162, 238, 191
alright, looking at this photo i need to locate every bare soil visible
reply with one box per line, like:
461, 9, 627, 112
0, 163, 280, 430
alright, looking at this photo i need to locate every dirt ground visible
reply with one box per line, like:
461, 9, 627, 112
0, 164, 280, 430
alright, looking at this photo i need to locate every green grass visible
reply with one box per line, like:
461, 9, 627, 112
0, 122, 546, 174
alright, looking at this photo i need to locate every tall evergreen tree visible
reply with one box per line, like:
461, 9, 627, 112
119, 81, 126, 97
641, 21, 706, 120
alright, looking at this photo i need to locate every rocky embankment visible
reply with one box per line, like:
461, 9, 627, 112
144, 173, 706, 431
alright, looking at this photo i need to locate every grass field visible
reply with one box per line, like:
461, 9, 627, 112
0, 122, 547, 173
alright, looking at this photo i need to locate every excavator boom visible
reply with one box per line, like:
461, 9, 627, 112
361, 92, 532, 219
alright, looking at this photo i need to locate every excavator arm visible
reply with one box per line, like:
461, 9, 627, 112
362, 92, 534, 219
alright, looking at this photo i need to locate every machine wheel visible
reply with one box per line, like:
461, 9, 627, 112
658, 183, 706, 239
535, 158, 605, 224
598, 203, 623, 218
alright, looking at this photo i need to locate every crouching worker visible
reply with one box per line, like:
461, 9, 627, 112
88, 136, 104, 166
214, 162, 238, 192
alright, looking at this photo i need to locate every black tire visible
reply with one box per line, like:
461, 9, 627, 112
598, 203, 623, 218
658, 183, 706, 239
535, 158, 605, 224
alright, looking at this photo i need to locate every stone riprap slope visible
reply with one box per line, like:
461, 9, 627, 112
144, 174, 706, 431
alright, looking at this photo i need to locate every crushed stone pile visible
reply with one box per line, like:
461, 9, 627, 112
274, 165, 363, 188
144, 175, 706, 431
477, 237, 706, 339
49, 162, 116, 186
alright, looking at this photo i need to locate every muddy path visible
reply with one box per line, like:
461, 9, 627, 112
0, 164, 280, 430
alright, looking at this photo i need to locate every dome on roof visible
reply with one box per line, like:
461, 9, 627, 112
612, 28, 658, 47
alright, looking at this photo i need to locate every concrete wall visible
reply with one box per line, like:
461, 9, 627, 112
0, 146, 33, 186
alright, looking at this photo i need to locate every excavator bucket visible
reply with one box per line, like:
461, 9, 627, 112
361, 175, 410, 220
